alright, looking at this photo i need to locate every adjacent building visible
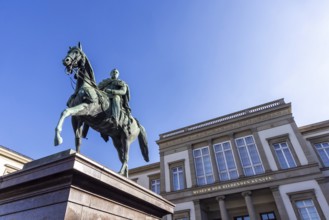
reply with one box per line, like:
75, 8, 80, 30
0, 145, 32, 176
129, 99, 329, 220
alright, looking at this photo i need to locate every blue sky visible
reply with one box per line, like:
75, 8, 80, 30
1, 1, 329, 172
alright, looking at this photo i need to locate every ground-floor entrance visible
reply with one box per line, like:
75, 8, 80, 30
197, 188, 279, 220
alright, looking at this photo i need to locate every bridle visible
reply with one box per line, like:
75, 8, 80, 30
64, 48, 83, 74
63, 46, 106, 112
64, 48, 99, 89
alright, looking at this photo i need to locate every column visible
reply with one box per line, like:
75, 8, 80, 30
193, 199, 203, 220
316, 177, 329, 204
216, 196, 229, 220
160, 152, 167, 194
241, 191, 256, 220
290, 121, 317, 163
252, 130, 271, 172
209, 139, 220, 183
188, 145, 198, 187
270, 186, 289, 220
230, 134, 244, 177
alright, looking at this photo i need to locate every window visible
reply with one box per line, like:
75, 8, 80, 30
268, 135, 300, 170
193, 146, 214, 185
172, 166, 184, 190
148, 173, 160, 194
314, 142, 329, 167
234, 215, 250, 220
260, 212, 276, 220
289, 189, 325, 220
235, 135, 264, 176
308, 135, 329, 168
296, 199, 320, 220
3, 164, 19, 175
173, 210, 190, 220
213, 141, 239, 181
273, 142, 297, 169
170, 160, 186, 191
150, 179, 160, 194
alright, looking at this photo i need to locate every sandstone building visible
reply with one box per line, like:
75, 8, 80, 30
130, 99, 329, 220
0, 145, 32, 176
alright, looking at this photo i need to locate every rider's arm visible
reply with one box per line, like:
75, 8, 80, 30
107, 85, 127, 96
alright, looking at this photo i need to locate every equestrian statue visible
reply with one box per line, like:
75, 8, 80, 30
54, 42, 149, 177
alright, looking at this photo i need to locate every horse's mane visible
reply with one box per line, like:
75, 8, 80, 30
83, 53, 96, 84
72, 46, 97, 89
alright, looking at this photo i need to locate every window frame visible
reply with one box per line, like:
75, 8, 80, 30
235, 135, 265, 176
173, 209, 190, 220
260, 211, 276, 220
309, 135, 329, 168
233, 215, 250, 220
213, 140, 239, 181
192, 146, 215, 186
3, 164, 19, 175
288, 189, 325, 220
169, 160, 186, 191
267, 135, 300, 169
148, 173, 160, 194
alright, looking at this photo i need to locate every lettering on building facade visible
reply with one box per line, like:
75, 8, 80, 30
192, 176, 273, 195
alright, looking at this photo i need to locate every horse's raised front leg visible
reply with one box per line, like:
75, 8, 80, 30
54, 103, 88, 146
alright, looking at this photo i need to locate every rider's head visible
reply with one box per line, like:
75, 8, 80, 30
110, 69, 119, 79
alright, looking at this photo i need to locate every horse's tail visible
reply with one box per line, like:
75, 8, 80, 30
136, 119, 149, 162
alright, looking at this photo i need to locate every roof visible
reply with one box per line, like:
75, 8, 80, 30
299, 120, 329, 134
129, 162, 160, 175
158, 98, 289, 142
0, 145, 33, 161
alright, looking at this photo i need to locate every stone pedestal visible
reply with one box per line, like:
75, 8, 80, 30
0, 150, 174, 219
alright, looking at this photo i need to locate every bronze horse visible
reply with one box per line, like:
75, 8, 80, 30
54, 43, 149, 177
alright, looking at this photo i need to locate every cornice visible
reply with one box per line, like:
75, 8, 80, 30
129, 162, 160, 175
159, 106, 291, 149
0, 146, 32, 164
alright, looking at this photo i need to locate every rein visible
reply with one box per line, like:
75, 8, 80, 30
71, 67, 107, 113
65, 49, 107, 113
65, 50, 97, 89
75, 68, 97, 88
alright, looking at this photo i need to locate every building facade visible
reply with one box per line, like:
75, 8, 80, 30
129, 99, 329, 220
0, 145, 32, 176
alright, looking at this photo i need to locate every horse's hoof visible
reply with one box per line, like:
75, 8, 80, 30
118, 169, 128, 178
54, 136, 63, 146
118, 171, 126, 177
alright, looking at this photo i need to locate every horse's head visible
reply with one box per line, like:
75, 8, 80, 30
63, 42, 85, 74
